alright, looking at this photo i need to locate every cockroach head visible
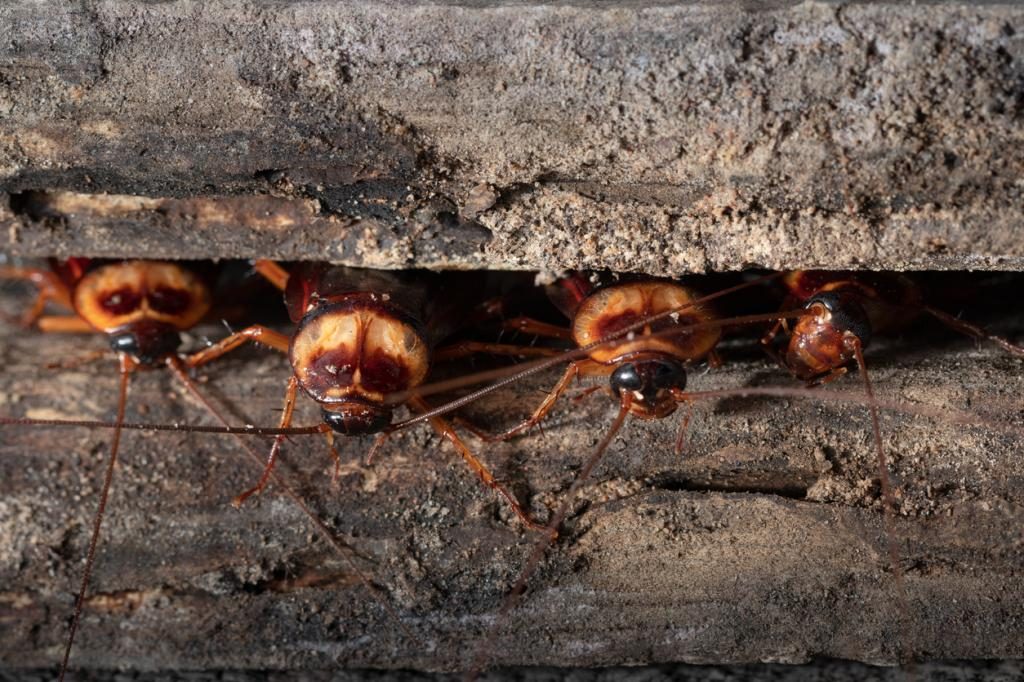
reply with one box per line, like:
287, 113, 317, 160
108, 321, 182, 366
610, 356, 687, 416
320, 400, 393, 436
806, 291, 872, 347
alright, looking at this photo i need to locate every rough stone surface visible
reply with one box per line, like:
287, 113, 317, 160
2, 1, 1024, 272
1, 278, 1023, 673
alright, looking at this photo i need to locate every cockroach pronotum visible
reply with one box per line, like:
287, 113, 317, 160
0, 258, 411, 679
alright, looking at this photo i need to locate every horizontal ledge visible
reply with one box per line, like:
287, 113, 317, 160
3, 189, 1023, 272
2, 2, 1023, 271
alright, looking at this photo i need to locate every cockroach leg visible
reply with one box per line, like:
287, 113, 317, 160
183, 324, 291, 368
758, 319, 787, 368
0, 265, 74, 326
673, 397, 695, 456
924, 304, 1024, 358
570, 385, 604, 404
814, 366, 849, 387
36, 315, 95, 334
364, 432, 390, 466
232, 375, 299, 507
850, 336, 913, 664
253, 259, 290, 292
21, 289, 58, 327
409, 395, 550, 534
323, 429, 342, 486
467, 362, 584, 443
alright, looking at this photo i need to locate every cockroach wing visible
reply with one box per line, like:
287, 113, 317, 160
421, 271, 520, 347
283, 264, 435, 325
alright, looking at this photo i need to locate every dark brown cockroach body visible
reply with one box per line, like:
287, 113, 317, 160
0, 258, 380, 679
765, 270, 1024, 384
287, 265, 433, 435
4, 258, 213, 365
195, 261, 549, 530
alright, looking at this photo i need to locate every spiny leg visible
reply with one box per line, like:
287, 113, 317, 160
184, 325, 290, 368
924, 304, 1024, 359
232, 375, 299, 507
36, 316, 95, 334
409, 396, 550, 534
59, 354, 134, 682
457, 362, 582, 443
759, 300, 798, 370
253, 260, 290, 292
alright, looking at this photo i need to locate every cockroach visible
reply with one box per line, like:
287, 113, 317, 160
444, 271, 792, 453
762, 270, 1024, 385
192, 260, 557, 533
0, 258, 402, 679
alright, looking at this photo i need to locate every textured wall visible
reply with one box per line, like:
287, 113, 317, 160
2, 1, 1024, 272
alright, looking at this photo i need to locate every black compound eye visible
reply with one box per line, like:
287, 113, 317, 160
609, 363, 642, 395
807, 292, 872, 347
651, 360, 687, 391
108, 332, 138, 356
806, 291, 842, 313
321, 406, 392, 436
